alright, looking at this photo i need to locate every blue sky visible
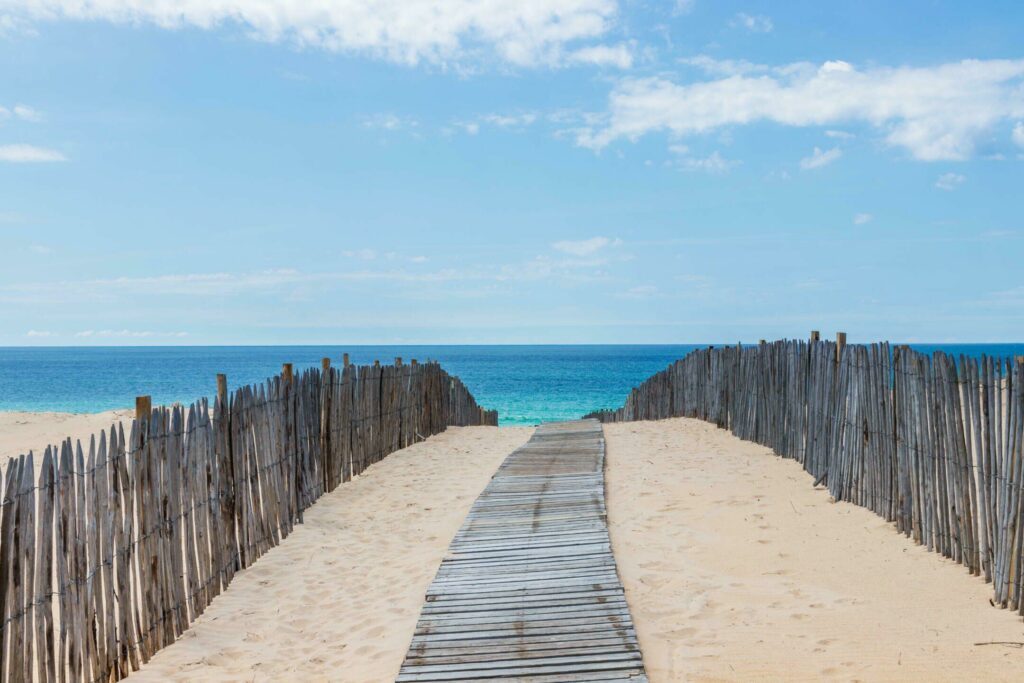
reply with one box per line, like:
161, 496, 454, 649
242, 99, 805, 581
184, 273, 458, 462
1, 0, 1022, 345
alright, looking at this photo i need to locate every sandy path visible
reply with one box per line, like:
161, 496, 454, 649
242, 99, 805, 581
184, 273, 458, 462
604, 417, 1024, 682
123, 424, 532, 682
0, 409, 134, 470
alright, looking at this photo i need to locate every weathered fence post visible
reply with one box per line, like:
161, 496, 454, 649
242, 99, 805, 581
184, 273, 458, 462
282, 363, 293, 384
836, 332, 847, 363
135, 395, 152, 421
342, 353, 350, 367
216, 374, 228, 403
810, 330, 821, 344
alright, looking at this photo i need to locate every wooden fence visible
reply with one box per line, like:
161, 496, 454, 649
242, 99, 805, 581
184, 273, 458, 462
586, 338, 1024, 616
0, 359, 497, 682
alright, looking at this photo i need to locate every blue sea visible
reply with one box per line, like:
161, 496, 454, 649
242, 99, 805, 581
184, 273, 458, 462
2, 344, 1024, 425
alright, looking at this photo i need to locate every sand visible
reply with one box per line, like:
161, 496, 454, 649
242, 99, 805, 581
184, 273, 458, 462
123, 424, 532, 682
604, 417, 1024, 682
0, 409, 134, 470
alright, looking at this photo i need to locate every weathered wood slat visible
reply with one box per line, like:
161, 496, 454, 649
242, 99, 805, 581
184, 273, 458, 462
397, 420, 646, 682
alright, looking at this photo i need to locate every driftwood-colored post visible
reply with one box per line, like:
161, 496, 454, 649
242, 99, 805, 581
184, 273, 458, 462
374, 360, 380, 368
395, 357, 402, 367
810, 330, 821, 343
342, 353, 350, 367
320, 358, 332, 492
135, 395, 152, 421
411, 359, 418, 367
216, 374, 228, 403
836, 332, 847, 363
282, 363, 293, 384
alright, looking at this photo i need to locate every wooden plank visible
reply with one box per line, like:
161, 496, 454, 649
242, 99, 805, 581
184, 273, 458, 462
397, 420, 646, 681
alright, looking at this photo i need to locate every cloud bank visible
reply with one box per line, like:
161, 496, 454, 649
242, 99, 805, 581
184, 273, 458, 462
578, 58, 1024, 160
0, 0, 627, 68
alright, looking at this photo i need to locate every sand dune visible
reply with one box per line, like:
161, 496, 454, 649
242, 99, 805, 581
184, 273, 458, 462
605, 417, 1024, 682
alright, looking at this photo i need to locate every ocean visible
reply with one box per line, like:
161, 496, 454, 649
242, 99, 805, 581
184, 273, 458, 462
2, 344, 1024, 425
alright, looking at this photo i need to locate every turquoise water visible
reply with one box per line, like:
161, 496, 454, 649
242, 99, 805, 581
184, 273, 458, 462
2, 344, 1024, 425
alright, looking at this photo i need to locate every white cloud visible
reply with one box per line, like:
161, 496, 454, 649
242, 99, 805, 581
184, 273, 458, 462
567, 43, 632, 69
577, 59, 1024, 160
935, 172, 966, 190
1014, 121, 1024, 148
680, 150, 738, 173
731, 12, 773, 33
825, 129, 854, 140
482, 112, 538, 128
551, 236, 621, 256
13, 104, 42, 122
853, 213, 873, 225
0, 144, 66, 162
3, 0, 621, 68
800, 146, 842, 169
26, 329, 55, 337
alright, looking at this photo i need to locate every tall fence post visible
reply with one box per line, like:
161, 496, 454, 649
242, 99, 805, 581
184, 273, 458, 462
135, 395, 151, 422
216, 374, 228, 403
836, 332, 847, 364
343, 353, 350, 367
810, 330, 820, 344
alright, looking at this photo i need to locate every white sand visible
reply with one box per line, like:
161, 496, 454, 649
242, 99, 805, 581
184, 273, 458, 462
0, 409, 133, 471
605, 417, 1024, 682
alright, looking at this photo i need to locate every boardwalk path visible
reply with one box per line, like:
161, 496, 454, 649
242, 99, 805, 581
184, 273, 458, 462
397, 420, 647, 682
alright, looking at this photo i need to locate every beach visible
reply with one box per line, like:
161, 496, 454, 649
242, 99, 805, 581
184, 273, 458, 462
605, 417, 1024, 682
6, 410, 1024, 681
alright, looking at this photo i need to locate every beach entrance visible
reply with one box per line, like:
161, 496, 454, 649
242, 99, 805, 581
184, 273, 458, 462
398, 420, 647, 682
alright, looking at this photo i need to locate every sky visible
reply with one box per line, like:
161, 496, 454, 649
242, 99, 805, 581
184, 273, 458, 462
0, 0, 1022, 345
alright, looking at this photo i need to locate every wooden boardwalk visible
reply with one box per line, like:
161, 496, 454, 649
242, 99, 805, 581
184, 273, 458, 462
397, 420, 647, 682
